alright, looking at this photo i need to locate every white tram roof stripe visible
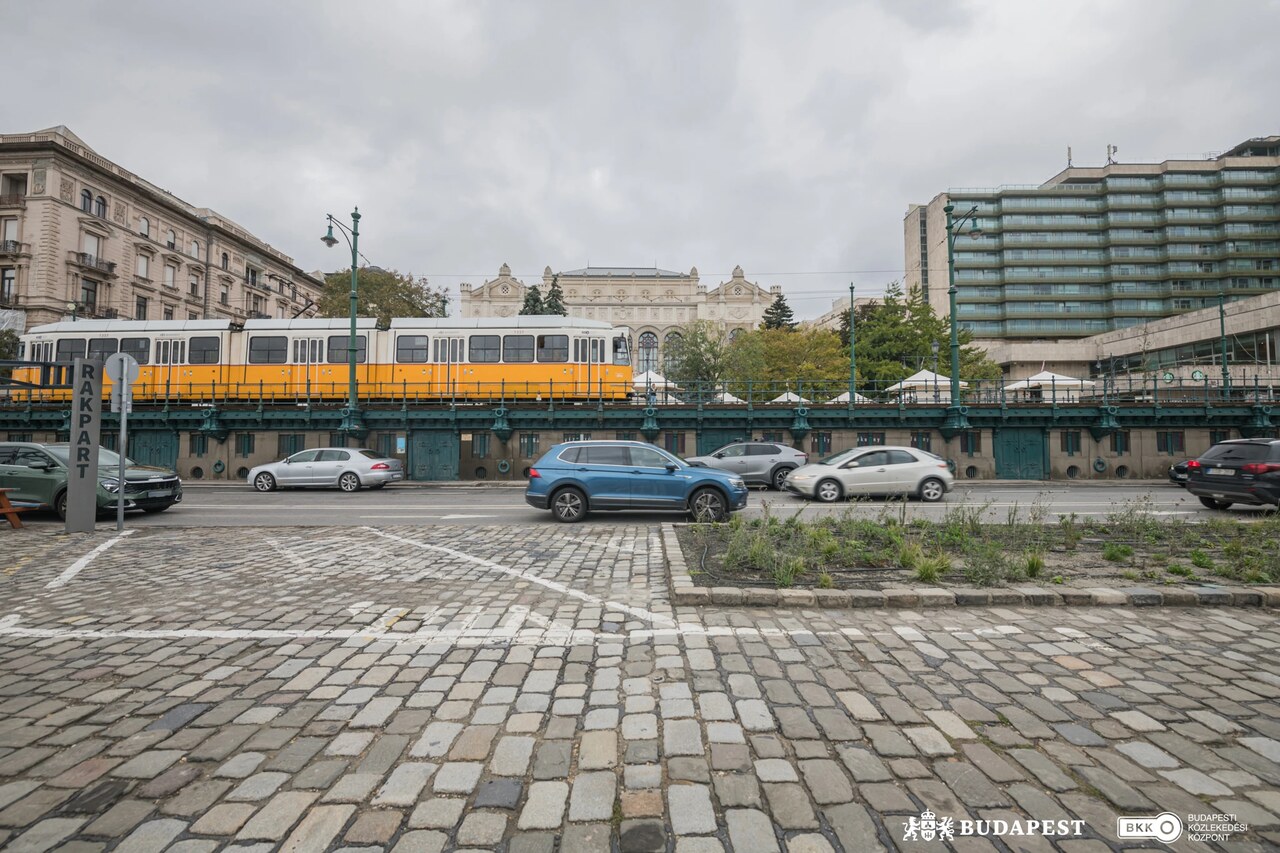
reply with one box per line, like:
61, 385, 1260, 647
244, 318, 379, 331
389, 316, 615, 331
27, 320, 234, 335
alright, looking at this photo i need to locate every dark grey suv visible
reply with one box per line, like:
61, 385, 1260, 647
1185, 438, 1280, 510
685, 441, 809, 490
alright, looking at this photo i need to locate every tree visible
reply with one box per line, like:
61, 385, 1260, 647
723, 328, 849, 399
519, 285, 544, 315
0, 329, 17, 380
760, 292, 796, 330
316, 267, 448, 326
661, 321, 726, 388
542, 275, 567, 316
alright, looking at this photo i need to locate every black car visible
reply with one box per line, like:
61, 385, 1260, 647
1168, 459, 1191, 487
1185, 438, 1280, 510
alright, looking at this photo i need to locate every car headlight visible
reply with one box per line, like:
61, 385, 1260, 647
730, 478, 745, 488
99, 478, 120, 493
790, 474, 814, 482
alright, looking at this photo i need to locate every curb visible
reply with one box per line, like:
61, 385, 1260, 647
660, 523, 1280, 610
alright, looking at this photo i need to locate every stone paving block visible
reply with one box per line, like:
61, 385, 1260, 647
112, 818, 186, 852
409, 797, 466, 829
569, 771, 617, 822
518, 781, 569, 830
278, 804, 356, 852
726, 808, 780, 853
190, 802, 256, 836
373, 762, 436, 806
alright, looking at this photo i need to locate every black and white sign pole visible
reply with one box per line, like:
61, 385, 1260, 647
105, 353, 140, 532
66, 358, 103, 534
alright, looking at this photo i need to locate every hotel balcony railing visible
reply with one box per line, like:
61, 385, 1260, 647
68, 252, 117, 275
0, 240, 29, 255
0, 194, 25, 208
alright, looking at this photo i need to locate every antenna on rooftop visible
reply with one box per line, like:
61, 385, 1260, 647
1106, 144, 1119, 165
1067, 146, 1073, 167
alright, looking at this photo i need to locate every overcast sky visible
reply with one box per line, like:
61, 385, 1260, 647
9, 0, 1278, 318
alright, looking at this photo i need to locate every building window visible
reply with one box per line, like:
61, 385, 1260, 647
190, 433, 208, 457
1059, 430, 1082, 456
663, 432, 686, 455
82, 232, 100, 259
563, 432, 592, 442
324, 432, 346, 448
961, 430, 982, 456
1156, 430, 1185, 455
94, 196, 106, 218
139, 217, 149, 237
161, 305, 173, 320
278, 434, 305, 457
166, 230, 176, 250
857, 432, 886, 447
136, 253, 149, 279
190, 239, 200, 259
518, 433, 540, 457
220, 252, 229, 270
246, 266, 259, 288
1110, 431, 1130, 455
220, 284, 229, 305
810, 431, 832, 456
0, 267, 14, 304
188, 312, 198, 320
910, 431, 933, 452
637, 332, 659, 373
164, 264, 176, 288
80, 189, 92, 212
615, 431, 636, 441
473, 433, 490, 459
235, 433, 255, 457
1209, 429, 1232, 445
80, 279, 98, 312
189, 275, 200, 297
135, 296, 148, 320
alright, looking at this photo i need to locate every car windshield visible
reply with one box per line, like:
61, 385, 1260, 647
819, 449, 856, 466
45, 447, 138, 468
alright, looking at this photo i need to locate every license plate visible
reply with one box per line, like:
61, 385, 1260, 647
390, 474, 403, 480
1207, 468, 1235, 476
148, 489, 173, 498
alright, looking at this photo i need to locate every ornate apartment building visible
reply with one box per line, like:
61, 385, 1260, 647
459, 264, 779, 372
0, 126, 322, 333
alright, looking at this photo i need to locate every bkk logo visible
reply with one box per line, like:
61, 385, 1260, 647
903, 810, 1085, 842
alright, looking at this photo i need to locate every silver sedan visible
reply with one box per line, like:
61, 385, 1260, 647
248, 448, 404, 492
784, 446, 953, 502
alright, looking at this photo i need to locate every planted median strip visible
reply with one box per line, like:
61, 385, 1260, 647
664, 498, 1280, 608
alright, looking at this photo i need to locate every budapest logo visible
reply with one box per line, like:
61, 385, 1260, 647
904, 808, 1086, 842
903, 810, 953, 841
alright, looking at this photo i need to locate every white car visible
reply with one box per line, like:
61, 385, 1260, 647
249, 448, 404, 492
784, 446, 953, 502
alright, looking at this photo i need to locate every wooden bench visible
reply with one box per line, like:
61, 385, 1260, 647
0, 488, 31, 530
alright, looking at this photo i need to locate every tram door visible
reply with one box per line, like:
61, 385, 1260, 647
154, 338, 187, 396
293, 337, 324, 397
433, 337, 463, 397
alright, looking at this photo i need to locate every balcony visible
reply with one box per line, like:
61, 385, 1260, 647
0, 290, 17, 309
68, 251, 118, 276
0, 240, 30, 257
0, 194, 25, 209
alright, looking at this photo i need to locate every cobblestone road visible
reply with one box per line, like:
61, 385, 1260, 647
1, 526, 1279, 852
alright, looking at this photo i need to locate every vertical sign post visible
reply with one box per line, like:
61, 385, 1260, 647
105, 353, 140, 532
66, 358, 103, 533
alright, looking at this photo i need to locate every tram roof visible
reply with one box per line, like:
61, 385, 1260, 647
26, 320, 234, 335
389, 316, 615, 331
243, 318, 380, 331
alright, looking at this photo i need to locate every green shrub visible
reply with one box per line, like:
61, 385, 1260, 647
1166, 562, 1193, 577
897, 541, 924, 571
1051, 575, 1065, 584
1058, 514, 1082, 550
962, 542, 1015, 587
1102, 542, 1133, 562
817, 571, 834, 589
773, 556, 804, 588
915, 551, 950, 584
1190, 549, 1215, 570
1025, 550, 1045, 578
1121, 569, 1139, 581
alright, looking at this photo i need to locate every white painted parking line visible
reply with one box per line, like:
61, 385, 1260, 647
364, 527, 677, 628
45, 530, 137, 590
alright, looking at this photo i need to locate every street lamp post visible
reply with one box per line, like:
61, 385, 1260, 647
1218, 291, 1230, 401
847, 282, 857, 407
943, 204, 982, 433
66, 301, 79, 322
322, 208, 361, 419
931, 340, 939, 403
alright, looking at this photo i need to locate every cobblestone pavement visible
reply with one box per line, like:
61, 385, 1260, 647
1, 525, 1279, 852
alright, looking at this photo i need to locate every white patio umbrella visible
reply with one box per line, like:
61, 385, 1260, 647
632, 370, 674, 389
884, 369, 967, 393
770, 390, 811, 403
712, 390, 745, 403
828, 391, 873, 404
1003, 370, 1096, 391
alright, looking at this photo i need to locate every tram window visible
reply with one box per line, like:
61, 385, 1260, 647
87, 338, 118, 360
536, 335, 568, 363
174, 341, 185, 364
433, 338, 462, 363
249, 336, 288, 364
292, 340, 305, 363
469, 335, 500, 363
573, 340, 583, 361
592, 339, 604, 362
613, 336, 630, 366
189, 336, 220, 364
157, 341, 170, 364
56, 338, 87, 361
121, 337, 150, 365
396, 335, 430, 363
326, 335, 367, 364
503, 335, 534, 363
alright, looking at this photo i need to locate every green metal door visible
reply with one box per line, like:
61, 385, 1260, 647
994, 428, 1047, 480
697, 428, 744, 456
127, 430, 179, 469
408, 431, 460, 481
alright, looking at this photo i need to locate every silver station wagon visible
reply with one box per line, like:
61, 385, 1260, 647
248, 448, 404, 492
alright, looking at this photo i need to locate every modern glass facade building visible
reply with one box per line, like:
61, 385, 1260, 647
905, 136, 1280, 339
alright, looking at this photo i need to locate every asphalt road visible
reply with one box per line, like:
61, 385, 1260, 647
15, 480, 1275, 529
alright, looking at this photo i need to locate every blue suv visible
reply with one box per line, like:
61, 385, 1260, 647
525, 440, 749, 523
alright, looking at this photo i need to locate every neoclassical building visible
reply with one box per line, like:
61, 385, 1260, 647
459, 264, 779, 372
0, 126, 322, 332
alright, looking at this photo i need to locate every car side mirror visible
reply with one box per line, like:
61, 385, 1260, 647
712, 452, 724, 459
27, 460, 51, 470
842, 461, 860, 469
665, 463, 678, 472
283, 458, 293, 464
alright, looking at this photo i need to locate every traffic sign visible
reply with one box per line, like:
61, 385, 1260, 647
105, 352, 140, 384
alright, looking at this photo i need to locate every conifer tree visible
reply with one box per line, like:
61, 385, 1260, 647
760, 292, 796, 330
518, 285, 544, 315
542, 275, 567, 316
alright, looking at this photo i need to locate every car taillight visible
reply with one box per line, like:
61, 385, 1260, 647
370, 462, 391, 470
1241, 462, 1280, 474
528, 468, 540, 479
798, 454, 808, 461
1186, 460, 1202, 470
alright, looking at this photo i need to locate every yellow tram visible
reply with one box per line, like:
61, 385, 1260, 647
13, 316, 634, 402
